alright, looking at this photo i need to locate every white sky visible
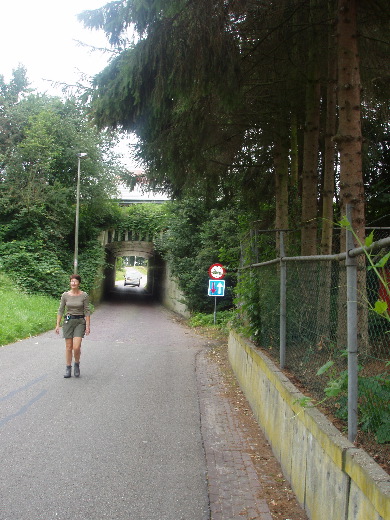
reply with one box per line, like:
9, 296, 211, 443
0, 0, 111, 94
0, 0, 144, 170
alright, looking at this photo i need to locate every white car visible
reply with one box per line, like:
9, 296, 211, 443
124, 274, 141, 287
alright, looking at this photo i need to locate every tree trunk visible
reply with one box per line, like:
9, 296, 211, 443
317, 1, 338, 341
336, 0, 365, 240
289, 111, 301, 253
290, 113, 299, 189
288, 2, 304, 253
301, 10, 321, 256
321, 4, 338, 255
274, 133, 289, 255
336, 0, 368, 352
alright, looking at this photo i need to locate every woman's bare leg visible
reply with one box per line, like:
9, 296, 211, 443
65, 338, 73, 365
72, 337, 82, 363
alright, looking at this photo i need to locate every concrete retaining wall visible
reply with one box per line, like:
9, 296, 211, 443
161, 263, 190, 318
228, 330, 390, 520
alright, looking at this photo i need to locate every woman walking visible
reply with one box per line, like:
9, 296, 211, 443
55, 274, 90, 378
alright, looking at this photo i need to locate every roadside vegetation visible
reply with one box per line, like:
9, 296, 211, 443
0, 273, 58, 346
186, 311, 236, 349
189, 310, 234, 333
0, 68, 124, 300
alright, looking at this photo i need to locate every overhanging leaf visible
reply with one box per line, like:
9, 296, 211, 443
317, 360, 334, 376
374, 300, 388, 315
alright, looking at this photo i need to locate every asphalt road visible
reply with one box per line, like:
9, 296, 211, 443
0, 288, 209, 520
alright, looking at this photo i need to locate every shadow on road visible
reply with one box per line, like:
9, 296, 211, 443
105, 283, 155, 305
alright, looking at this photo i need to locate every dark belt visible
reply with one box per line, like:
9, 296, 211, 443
66, 315, 85, 319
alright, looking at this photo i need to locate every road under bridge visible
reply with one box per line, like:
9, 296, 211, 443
98, 229, 188, 316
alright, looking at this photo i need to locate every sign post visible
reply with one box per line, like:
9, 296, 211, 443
208, 264, 226, 324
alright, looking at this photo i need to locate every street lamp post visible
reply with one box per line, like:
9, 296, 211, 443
74, 153, 88, 274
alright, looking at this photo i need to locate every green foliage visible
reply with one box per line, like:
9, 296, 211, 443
362, 107, 390, 227
0, 183, 74, 247
317, 359, 335, 376
157, 199, 241, 312
234, 269, 262, 340
189, 310, 235, 331
305, 358, 390, 444
0, 90, 124, 245
0, 272, 58, 346
234, 266, 280, 346
77, 241, 107, 295
0, 237, 106, 300
81, 0, 283, 207
358, 375, 390, 443
0, 65, 30, 106
80, 1, 390, 221
0, 240, 69, 298
0, 76, 127, 302
116, 203, 169, 241
339, 218, 390, 321
294, 396, 313, 409
294, 357, 390, 443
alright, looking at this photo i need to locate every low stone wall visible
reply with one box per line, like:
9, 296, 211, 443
228, 330, 390, 520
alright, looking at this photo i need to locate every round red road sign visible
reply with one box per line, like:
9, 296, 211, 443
208, 263, 226, 279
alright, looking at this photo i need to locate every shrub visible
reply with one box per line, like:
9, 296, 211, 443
0, 239, 106, 299
0, 240, 69, 298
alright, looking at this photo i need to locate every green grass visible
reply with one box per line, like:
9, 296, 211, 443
115, 268, 126, 281
0, 273, 59, 346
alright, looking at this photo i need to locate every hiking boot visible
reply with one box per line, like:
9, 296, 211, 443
74, 362, 80, 378
64, 365, 72, 378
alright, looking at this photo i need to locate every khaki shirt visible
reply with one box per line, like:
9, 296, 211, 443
58, 292, 90, 317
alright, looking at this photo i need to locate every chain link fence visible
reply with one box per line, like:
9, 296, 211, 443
238, 224, 390, 448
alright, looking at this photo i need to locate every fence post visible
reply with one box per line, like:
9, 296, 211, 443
280, 231, 287, 369
346, 204, 358, 442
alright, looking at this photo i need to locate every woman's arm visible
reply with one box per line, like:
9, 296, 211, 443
55, 314, 62, 334
55, 293, 66, 334
85, 315, 91, 335
84, 293, 91, 335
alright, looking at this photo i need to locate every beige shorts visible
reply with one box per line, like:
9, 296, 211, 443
62, 318, 86, 339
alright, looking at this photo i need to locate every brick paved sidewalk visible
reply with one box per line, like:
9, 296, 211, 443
196, 347, 308, 520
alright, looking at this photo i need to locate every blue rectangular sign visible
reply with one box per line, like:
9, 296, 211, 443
208, 279, 225, 297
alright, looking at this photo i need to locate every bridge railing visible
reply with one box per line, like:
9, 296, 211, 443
102, 229, 152, 244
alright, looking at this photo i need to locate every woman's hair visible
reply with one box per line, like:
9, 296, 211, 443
70, 274, 82, 283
